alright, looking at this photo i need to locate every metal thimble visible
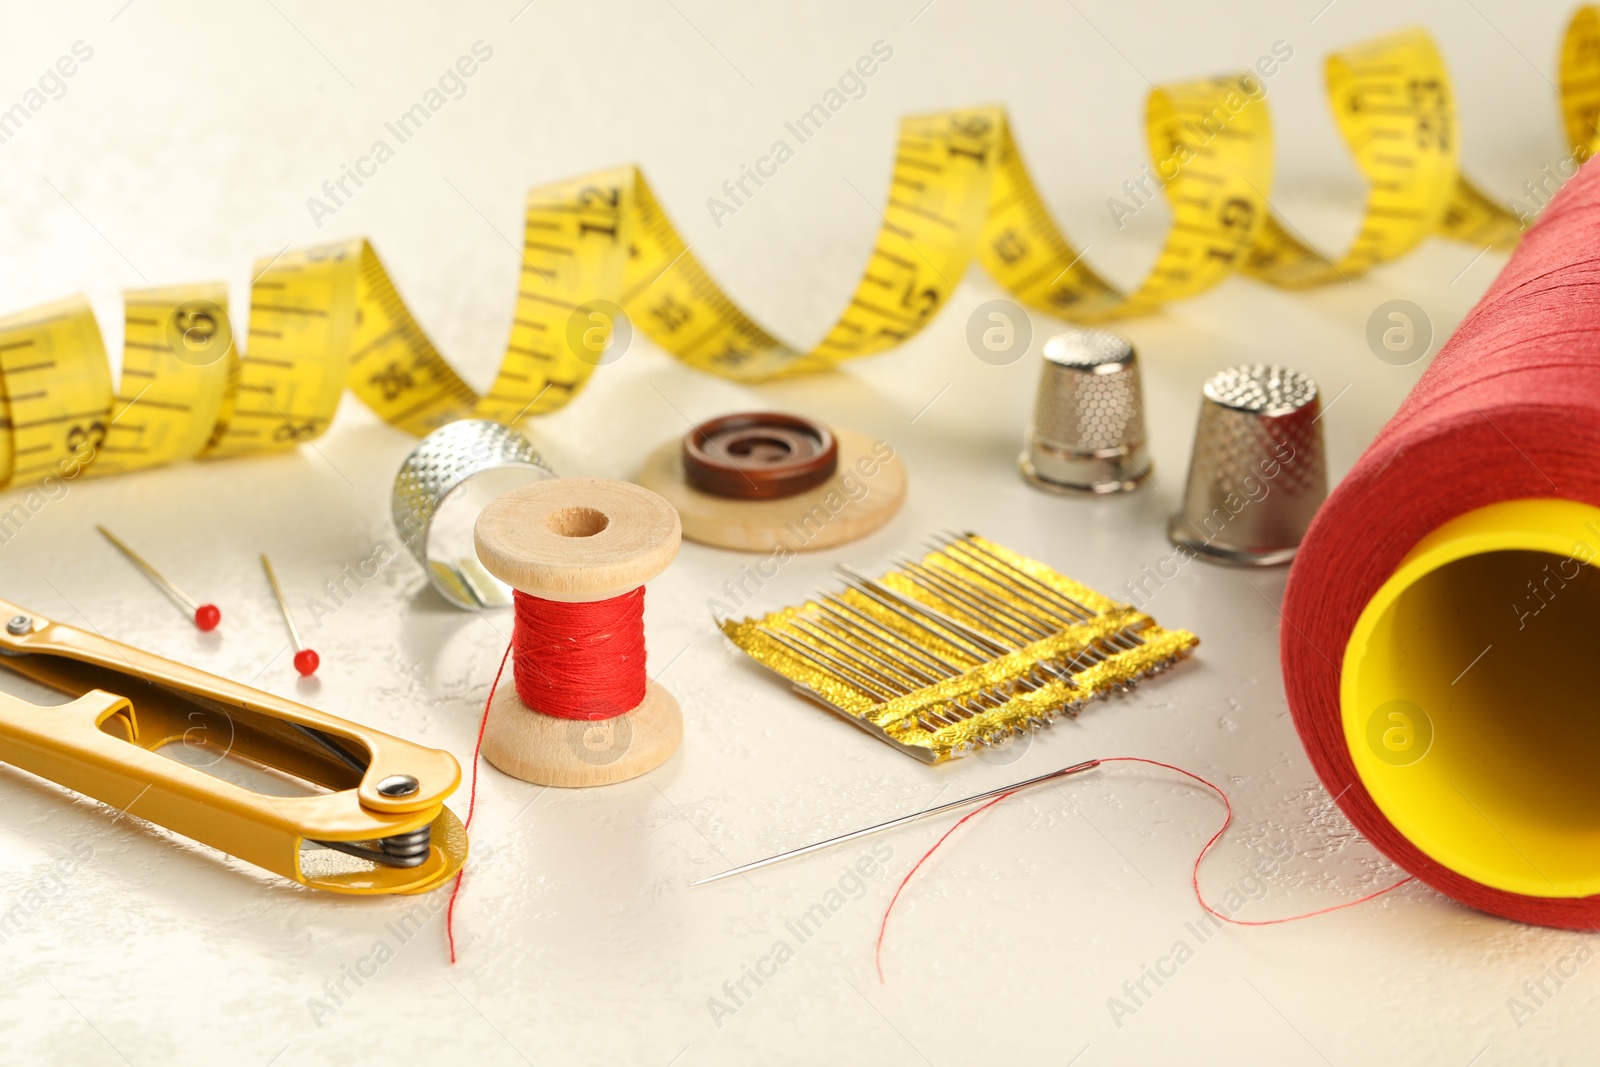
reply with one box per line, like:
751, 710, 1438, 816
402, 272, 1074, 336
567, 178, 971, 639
1168, 365, 1327, 566
392, 419, 556, 608
1019, 328, 1153, 494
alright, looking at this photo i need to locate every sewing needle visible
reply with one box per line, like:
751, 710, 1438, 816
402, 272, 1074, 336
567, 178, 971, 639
689, 759, 1101, 886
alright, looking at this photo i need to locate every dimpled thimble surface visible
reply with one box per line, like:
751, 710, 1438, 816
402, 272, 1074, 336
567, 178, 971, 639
1020, 328, 1152, 494
1168, 364, 1327, 566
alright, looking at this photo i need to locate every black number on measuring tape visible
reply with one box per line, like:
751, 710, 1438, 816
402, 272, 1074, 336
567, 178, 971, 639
66, 421, 106, 455
577, 221, 618, 242
1246, 245, 1282, 272
1409, 78, 1451, 151
1047, 286, 1083, 309
1408, 77, 1448, 110
1576, 32, 1600, 67
577, 185, 620, 210
900, 280, 941, 319
272, 419, 325, 442
166, 299, 233, 366
950, 113, 991, 137
946, 113, 991, 164
992, 228, 1029, 265
370, 361, 417, 401
572, 185, 621, 242
1218, 197, 1255, 229
1414, 114, 1449, 152
175, 307, 218, 342
709, 340, 753, 367
1206, 199, 1256, 264
649, 295, 692, 333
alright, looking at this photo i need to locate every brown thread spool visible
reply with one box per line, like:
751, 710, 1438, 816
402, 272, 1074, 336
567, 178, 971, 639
473, 478, 683, 787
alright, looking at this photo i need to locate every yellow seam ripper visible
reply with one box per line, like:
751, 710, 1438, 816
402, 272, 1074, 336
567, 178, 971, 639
0, 598, 466, 895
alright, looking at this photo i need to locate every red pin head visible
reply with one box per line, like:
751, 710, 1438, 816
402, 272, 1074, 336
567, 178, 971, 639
194, 604, 222, 632
293, 648, 320, 677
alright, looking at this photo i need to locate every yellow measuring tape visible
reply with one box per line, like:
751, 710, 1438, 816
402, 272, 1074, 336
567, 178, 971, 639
2, 17, 1595, 492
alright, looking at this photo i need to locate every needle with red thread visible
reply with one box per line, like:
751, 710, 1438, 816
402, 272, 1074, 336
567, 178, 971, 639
97, 525, 221, 631
260, 554, 319, 676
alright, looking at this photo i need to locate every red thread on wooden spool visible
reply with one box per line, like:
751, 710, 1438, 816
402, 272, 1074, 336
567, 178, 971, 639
469, 478, 683, 789
451, 478, 685, 963
510, 588, 647, 720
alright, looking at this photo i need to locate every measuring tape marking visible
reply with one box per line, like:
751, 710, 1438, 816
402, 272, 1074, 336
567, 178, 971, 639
2, 15, 1596, 491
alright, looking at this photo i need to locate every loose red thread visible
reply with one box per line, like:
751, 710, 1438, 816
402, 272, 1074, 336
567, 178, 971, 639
445, 639, 511, 965
873, 757, 1415, 982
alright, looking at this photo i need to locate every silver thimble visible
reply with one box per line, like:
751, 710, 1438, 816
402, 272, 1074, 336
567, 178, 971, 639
1019, 328, 1152, 494
1168, 365, 1327, 566
392, 419, 555, 608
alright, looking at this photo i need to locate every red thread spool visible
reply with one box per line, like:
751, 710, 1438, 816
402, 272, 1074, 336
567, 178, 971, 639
1283, 157, 1600, 927
474, 478, 683, 787
510, 588, 647, 720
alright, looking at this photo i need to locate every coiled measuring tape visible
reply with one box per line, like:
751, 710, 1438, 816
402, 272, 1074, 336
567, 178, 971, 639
2, 18, 1596, 492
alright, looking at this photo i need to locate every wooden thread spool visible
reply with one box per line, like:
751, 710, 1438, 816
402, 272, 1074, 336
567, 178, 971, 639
473, 478, 683, 787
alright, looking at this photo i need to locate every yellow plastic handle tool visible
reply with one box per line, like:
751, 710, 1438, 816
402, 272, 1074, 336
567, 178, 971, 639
0, 599, 466, 895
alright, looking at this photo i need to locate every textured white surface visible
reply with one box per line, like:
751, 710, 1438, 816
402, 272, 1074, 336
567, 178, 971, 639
0, 1, 1591, 1064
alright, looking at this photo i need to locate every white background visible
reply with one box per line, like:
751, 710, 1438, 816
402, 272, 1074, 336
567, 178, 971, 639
0, 1, 1589, 1064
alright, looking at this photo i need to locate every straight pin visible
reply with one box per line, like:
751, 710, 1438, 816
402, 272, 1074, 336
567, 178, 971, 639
98, 525, 221, 631
261, 554, 319, 676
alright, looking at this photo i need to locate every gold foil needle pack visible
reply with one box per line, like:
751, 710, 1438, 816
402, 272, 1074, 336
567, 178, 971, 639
720, 532, 1198, 762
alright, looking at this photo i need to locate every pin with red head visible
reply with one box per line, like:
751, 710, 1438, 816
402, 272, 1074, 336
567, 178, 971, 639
98, 525, 221, 631
261, 554, 319, 676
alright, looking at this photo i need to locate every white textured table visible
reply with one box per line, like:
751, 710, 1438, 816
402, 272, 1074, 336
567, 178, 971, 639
0, 2, 1588, 1064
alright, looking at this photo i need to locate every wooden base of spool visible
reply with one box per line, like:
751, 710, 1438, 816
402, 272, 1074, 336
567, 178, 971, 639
481, 679, 682, 788
635, 426, 906, 552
